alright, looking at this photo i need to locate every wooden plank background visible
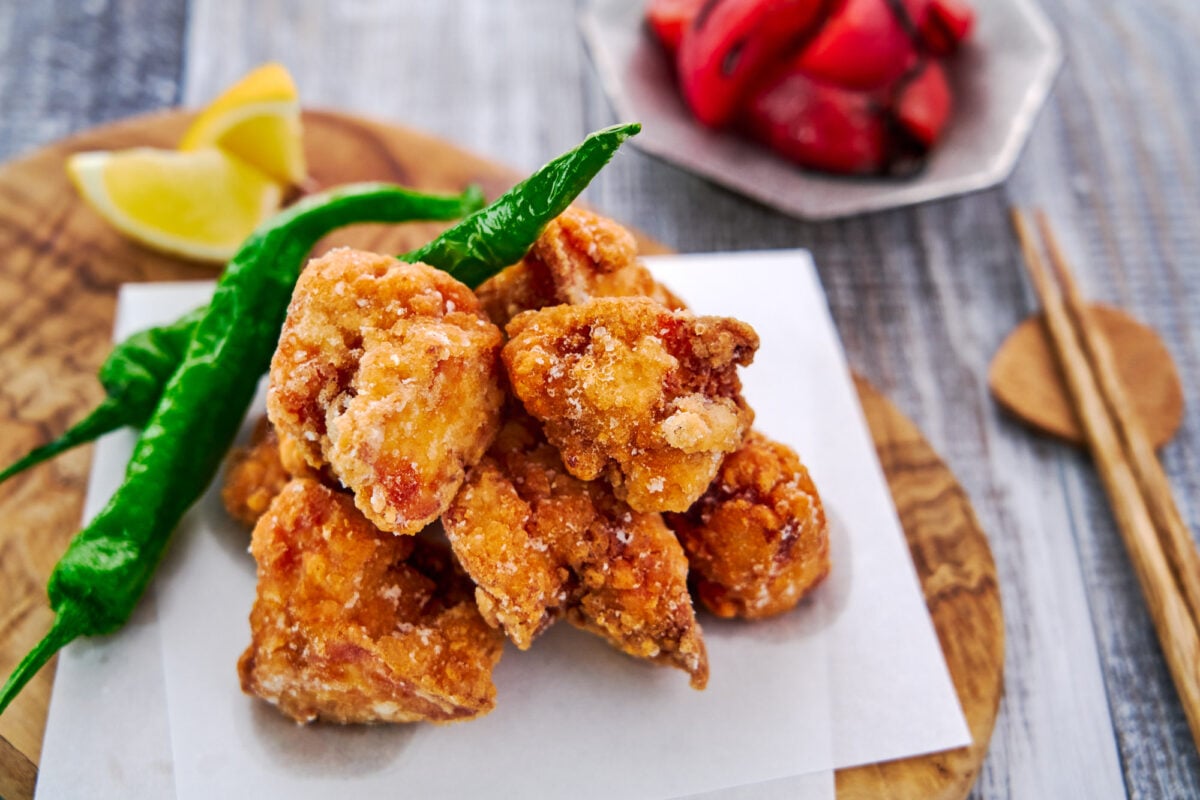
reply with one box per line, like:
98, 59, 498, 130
1, 0, 1197, 797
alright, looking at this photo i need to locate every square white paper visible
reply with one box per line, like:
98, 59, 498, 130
37, 251, 968, 799
36, 284, 205, 800
647, 254, 969, 768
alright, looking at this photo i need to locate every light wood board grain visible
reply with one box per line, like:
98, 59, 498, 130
0, 111, 1002, 800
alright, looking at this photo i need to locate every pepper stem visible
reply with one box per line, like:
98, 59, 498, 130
0, 605, 85, 716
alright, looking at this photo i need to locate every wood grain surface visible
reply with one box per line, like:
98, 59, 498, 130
0, 111, 1001, 800
840, 376, 1004, 800
1, 1, 1198, 797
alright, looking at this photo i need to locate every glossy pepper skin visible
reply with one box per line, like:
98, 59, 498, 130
792, 0, 916, 90
677, 0, 832, 127
402, 122, 642, 288
0, 124, 642, 715
654, 0, 972, 175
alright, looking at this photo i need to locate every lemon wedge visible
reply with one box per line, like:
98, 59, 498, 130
179, 62, 307, 185
67, 148, 282, 263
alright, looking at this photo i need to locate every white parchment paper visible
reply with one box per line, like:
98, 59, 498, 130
647, 253, 969, 768
37, 251, 968, 799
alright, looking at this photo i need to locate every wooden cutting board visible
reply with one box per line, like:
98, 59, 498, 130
0, 111, 1003, 800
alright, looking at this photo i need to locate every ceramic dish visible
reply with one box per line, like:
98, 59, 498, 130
581, 0, 1062, 220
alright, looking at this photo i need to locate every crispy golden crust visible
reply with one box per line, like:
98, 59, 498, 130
278, 427, 351, 484
222, 417, 324, 526
502, 297, 758, 513
665, 432, 830, 619
238, 478, 504, 724
222, 417, 294, 526
563, 520, 709, 690
443, 412, 708, 688
474, 262, 556, 332
475, 207, 686, 328
267, 248, 505, 535
441, 448, 568, 650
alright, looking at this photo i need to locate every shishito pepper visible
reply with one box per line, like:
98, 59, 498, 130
0, 122, 640, 714
401, 122, 641, 287
0, 180, 483, 705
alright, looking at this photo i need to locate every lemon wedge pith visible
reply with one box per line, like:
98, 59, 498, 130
179, 62, 306, 185
68, 148, 282, 263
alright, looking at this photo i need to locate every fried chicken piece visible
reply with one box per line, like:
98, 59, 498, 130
442, 412, 708, 689
222, 417, 294, 526
440, 425, 569, 651
565, 526, 709, 691
665, 431, 830, 619
476, 206, 686, 328
277, 429, 321, 479
238, 478, 504, 724
503, 297, 758, 513
222, 416, 321, 525
267, 248, 505, 535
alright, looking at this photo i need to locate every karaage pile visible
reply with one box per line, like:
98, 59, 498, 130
230, 207, 831, 726
238, 478, 504, 724
503, 297, 758, 513
267, 248, 504, 535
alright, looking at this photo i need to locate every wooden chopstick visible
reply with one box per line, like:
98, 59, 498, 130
1010, 208, 1200, 751
1035, 212, 1200, 632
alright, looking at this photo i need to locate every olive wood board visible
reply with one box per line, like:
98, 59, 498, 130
0, 110, 1003, 800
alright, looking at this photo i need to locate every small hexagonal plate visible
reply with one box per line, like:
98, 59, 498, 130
581, 0, 1062, 220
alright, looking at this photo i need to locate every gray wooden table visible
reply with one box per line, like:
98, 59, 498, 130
1, 1, 1197, 797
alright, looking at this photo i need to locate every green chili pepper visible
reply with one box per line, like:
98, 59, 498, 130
0, 183, 486, 489
0, 123, 640, 714
404, 122, 641, 288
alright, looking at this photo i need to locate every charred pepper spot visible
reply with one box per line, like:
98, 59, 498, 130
721, 38, 748, 77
